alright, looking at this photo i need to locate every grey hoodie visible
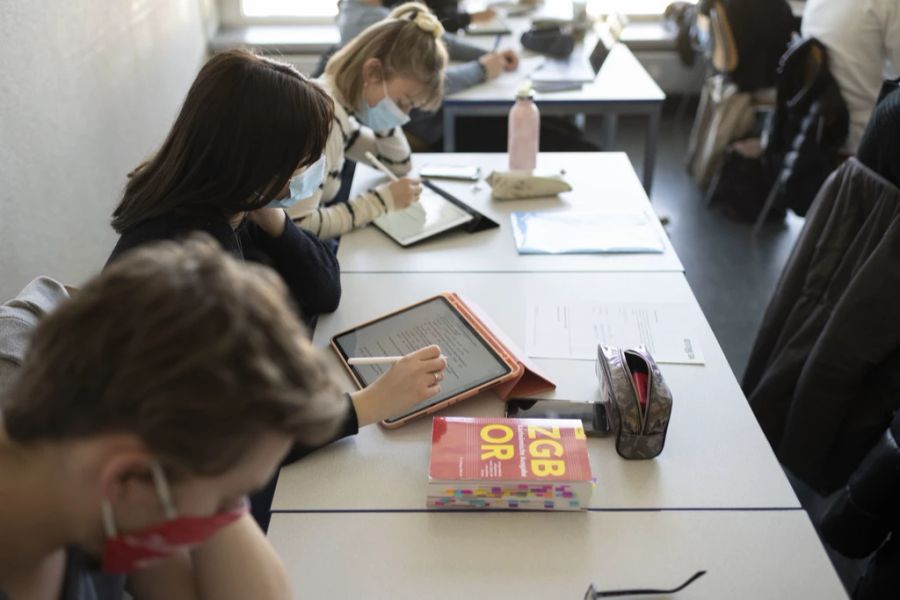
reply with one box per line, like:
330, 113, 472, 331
0, 277, 69, 397
338, 0, 487, 96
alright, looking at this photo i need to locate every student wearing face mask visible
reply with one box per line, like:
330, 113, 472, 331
104, 50, 447, 528
0, 237, 347, 599
287, 2, 451, 238
107, 49, 341, 326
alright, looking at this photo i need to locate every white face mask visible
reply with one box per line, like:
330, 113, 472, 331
358, 80, 411, 132
266, 154, 327, 209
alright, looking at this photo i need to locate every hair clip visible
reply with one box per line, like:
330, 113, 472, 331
406, 10, 445, 39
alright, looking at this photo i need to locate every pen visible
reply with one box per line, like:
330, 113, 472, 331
493, 34, 512, 67
364, 151, 400, 182
349, 355, 448, 365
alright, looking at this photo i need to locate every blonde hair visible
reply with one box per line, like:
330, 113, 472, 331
326, 2, 449, 112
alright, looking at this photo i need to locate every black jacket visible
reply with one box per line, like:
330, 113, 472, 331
820, 410, 900, 600
765, 38, 850, 216
742, 158, 900, 493
385, 0, 471, 31
107, 210, 342, 326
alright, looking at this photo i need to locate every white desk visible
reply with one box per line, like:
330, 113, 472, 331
273, 271, 799, 511
268, 511, 847, 599
339, 153, 683, 273
446, 15, 665, 192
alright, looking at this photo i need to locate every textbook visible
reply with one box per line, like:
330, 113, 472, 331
428, 416, 594, 510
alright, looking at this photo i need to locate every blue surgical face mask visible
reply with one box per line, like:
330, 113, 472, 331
266, 154, 326, 210
358, 80, 411, 132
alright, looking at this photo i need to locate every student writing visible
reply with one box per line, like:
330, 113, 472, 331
288, 2, 448, 238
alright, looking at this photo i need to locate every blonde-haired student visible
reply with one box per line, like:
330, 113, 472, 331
288, 2, 448, 239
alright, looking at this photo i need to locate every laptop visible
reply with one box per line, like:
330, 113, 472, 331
530, 36, 612, 91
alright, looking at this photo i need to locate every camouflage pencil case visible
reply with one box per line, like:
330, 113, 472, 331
596, 345, 673, 459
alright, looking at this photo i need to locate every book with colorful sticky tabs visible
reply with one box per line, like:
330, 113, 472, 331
428, 417, 594, 510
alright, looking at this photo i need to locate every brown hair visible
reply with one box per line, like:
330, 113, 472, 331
326, 2, 448, 111
111, 49, 334, 234
3, 235, 345, 477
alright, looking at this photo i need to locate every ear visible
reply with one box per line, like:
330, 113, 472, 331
362, 58, 384, 86
98, 440, 158, 508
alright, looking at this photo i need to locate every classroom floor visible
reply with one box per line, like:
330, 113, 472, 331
597, 100, 805, 381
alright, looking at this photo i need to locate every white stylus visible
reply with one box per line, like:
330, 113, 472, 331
348, 354, 448, 366
364, 151, 400, 182
348, 356, 403, 365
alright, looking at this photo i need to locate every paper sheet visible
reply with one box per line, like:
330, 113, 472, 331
526, 301, 705, 365
451, 56, 546, 99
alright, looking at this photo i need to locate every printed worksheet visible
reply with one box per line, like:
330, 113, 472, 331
526, 301, 705, 365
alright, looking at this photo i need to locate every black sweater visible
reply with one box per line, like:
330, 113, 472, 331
107, 211, 360, 530
107, 210, 342, 323
385, 0, 472, 31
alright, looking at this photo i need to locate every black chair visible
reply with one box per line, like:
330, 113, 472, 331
752, 37, 849, 233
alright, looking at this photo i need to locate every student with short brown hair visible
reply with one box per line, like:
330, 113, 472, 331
0, 236, 343, 599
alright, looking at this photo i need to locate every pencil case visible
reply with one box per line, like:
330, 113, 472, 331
485, 170, 572, 199
596, 345, 673, 459
520, 25, 575, 59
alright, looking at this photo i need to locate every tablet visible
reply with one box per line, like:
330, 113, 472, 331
419, 164, 481, 181
331, 294, 521, 427
372, 185, 474, 247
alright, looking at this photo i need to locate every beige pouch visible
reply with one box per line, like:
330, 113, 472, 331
486, 170, 572, 200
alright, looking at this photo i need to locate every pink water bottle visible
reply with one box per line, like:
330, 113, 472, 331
508, 83, 540, 170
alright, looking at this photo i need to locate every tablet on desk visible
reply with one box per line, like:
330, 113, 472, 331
372, 185, 474, 247
331, 293, 523, 428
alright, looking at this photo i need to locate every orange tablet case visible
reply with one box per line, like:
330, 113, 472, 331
330, 292, 556, 428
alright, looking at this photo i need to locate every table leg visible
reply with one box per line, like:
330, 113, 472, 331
443, 108, 456, 153
601, 113, 618, 151
643, 106, 661, 195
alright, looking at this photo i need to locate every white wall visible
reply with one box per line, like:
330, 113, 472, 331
0, 0, 209, 300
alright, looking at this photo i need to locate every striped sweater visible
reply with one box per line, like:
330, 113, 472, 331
287, 76, 413, 239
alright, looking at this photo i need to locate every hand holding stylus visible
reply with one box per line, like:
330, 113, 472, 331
349, 345, 447, 427
349, 354, 447, 365
365, 151, 421, 209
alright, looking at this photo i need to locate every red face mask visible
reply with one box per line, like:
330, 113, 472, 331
100, 462, 247, 574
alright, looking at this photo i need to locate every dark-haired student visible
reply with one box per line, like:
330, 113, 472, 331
108, 49, 341, 325
0, 237, 348, 599
104, 50, 448, 529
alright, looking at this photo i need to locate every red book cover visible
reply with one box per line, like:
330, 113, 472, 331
429, 417, 592, 483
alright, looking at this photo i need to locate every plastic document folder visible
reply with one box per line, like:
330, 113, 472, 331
510, 211, 665, 254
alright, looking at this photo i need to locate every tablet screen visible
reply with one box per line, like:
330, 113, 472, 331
372, 186, 473, 246
333, 296, 512, 422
